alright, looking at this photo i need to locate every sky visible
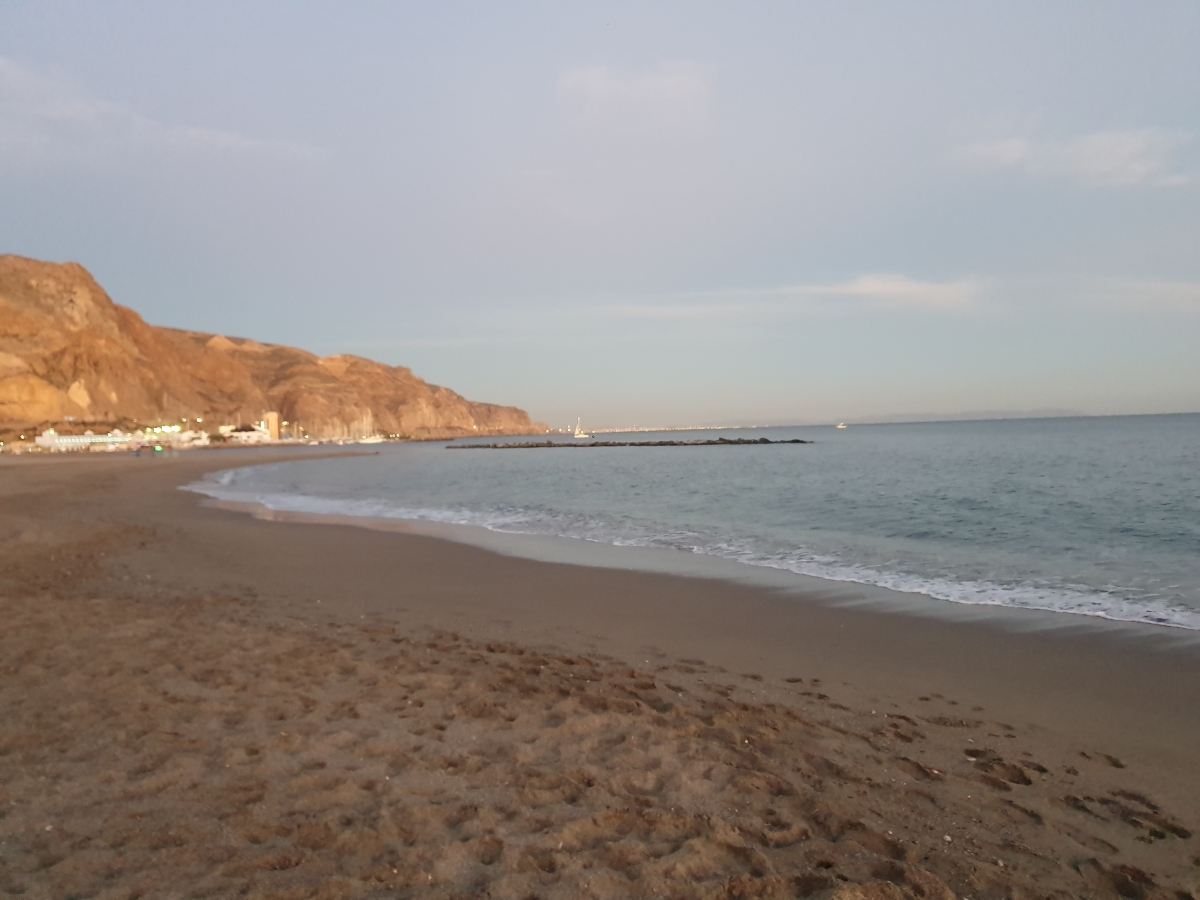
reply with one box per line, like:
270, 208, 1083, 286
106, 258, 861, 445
1, 1, 1198, 428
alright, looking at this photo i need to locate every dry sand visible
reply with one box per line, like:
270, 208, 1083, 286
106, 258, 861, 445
1, 451, 1197, 899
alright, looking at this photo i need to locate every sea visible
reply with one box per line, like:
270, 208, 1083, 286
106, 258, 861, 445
187, 414, 1200, 631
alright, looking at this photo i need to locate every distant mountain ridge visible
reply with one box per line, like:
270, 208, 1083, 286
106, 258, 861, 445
0, 255, 546, 440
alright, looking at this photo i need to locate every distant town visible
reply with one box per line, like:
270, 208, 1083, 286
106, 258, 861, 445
7, 411, 391, 454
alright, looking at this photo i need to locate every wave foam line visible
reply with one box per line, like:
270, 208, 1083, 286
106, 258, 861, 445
184, 479, 1200, 631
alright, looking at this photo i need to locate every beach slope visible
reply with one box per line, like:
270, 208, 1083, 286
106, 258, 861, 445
1, 452, 1197, 899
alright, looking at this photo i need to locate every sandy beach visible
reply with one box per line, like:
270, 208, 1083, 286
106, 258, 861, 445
1, 450, 1197, 899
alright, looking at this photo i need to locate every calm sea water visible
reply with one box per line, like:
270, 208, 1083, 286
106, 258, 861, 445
189, 414, 1200, 630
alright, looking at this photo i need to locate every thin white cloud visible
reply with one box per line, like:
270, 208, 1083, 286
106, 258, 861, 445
788, 274, 978, 311
558, 61, 712, 130
0, 57, 321, 164
586, 275, 981, 323
963, 129, 1191, 188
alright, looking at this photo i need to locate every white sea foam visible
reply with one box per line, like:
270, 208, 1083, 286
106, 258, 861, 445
185, 475, 1200, 631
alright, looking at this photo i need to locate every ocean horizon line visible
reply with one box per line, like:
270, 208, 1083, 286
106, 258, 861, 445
581, 408, 1199, 434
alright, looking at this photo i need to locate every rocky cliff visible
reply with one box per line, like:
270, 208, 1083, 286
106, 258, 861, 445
0, 255, 546, 441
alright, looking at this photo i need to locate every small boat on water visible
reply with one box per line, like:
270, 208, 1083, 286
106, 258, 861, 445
836, 423, 847, 429
573, 418, 592, 439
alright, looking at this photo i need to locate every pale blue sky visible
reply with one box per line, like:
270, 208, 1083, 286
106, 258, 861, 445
2, 1, 1198, 427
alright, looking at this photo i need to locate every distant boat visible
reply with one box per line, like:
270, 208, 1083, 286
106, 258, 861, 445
836, 423, 847, 429
573, 418, 592, 439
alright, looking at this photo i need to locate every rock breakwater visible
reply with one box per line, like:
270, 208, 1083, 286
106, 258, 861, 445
450, 437, 813, 449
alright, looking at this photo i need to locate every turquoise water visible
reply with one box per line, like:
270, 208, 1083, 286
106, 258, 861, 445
190, 414, 1200, 629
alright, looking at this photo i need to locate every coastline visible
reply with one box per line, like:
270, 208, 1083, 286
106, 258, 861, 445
197, 488, 1200, 641
2, 451, 1197, 898
183, 423, 1200, 634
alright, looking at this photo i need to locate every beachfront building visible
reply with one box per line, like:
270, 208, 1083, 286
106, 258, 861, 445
35, 426, 211, 451
36, 428, 133, 451
136, 426, 209, 449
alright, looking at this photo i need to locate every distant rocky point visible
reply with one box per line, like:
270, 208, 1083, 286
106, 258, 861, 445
0, 255, 546, 442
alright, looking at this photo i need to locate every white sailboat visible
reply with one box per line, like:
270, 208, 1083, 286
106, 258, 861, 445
573, 418, 592, 439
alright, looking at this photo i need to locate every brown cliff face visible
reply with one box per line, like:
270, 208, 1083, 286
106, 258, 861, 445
0, 255, 546, 440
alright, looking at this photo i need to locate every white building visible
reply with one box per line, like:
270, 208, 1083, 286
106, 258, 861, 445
36, 426, 210, 451
36, 429, 132, 451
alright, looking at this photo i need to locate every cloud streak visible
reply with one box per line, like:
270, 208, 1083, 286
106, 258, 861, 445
963, 129, 1191, 188
0, 57, 321, 164
584, 275, 982, 323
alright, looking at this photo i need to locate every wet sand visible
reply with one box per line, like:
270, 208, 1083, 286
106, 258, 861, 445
1, 451, 1197, 899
